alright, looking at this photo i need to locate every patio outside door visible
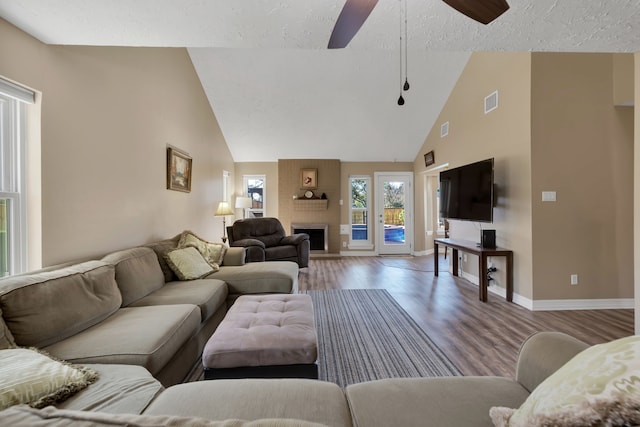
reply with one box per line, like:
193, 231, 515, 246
375, 172, 413, 255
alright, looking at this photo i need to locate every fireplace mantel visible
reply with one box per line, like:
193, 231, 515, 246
293, 199, 328, 211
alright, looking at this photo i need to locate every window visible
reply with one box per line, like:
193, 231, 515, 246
349, 176, 372, 248
222, 170, 230, 202
0, 78, 34, 277
242, 175, 265, 218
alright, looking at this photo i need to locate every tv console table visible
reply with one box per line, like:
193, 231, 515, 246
434, 238, 513, 303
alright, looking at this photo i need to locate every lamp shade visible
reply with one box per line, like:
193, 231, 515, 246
235, 196, 252, 209
215, 201, 234, 216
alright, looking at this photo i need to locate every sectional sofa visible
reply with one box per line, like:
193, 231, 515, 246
2, 331, 637, 426
0, 232, 299, 387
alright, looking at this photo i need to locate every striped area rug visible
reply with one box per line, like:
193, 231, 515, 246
184, 289, 461, 386
306, 289, 461, 388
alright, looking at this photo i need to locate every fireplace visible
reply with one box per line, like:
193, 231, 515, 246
291, 223, 328, 254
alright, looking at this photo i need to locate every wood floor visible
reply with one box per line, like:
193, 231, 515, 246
298, 254, 634, 378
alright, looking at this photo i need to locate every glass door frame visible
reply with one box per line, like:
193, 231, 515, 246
374, 171, 414, 255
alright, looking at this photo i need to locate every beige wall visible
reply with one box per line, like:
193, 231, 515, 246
0, 19, 234, 266
413, 52, 533, 299
233, 162, 279, 219
413, 51, 634, 304
613, 54, 635, 106
340, 162, 413, 253
278, 159, 341, 254
531, 53, 634, 300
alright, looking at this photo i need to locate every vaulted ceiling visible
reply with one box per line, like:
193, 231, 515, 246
1, 1, 638, 161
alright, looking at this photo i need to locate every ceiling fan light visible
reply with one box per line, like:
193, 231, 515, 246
442, 0, 509, 25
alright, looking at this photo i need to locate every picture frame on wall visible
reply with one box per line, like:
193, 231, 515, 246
300, 168, 318, 190
424, 150, 435, 167
167, 147, 192, 193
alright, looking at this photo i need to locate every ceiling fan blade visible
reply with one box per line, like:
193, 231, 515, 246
442, 0, 509, 24
328, 0, 379, 49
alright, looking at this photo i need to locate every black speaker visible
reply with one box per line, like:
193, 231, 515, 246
481, 230, 496, 249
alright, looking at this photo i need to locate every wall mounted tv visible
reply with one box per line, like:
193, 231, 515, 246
439, 158, 494, 223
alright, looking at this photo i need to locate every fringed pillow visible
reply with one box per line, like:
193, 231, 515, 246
490, 335, 640, 427
0, 348, 98, 410
179, 230, 227, 267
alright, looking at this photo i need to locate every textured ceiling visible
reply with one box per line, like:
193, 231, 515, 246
1, 0, 638, 161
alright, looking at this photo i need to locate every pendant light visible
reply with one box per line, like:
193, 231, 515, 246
397, 0, 409, 106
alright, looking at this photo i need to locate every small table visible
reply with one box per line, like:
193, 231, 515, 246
434, 238, 513, 303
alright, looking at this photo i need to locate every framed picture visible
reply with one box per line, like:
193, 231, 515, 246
167, 147, 192, 193
424, 150, 435, 167
300, 168, 318, 189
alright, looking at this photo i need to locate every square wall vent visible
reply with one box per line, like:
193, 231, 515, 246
484, 90, 498, 114
440, 121, 449, 138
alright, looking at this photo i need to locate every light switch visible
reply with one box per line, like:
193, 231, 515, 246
542, 191, 556, 202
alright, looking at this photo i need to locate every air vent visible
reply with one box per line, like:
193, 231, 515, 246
440, 121, 449, 138
484, 91, 498, 114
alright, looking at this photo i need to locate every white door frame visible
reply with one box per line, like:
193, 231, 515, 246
375, 172, 414, 255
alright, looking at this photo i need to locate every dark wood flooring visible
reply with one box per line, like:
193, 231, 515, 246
298, 254, 634, 378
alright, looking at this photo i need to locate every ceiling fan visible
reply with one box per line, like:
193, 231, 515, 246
327, 0, 510, 49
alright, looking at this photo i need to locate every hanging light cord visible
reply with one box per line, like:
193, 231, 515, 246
397, 0, 405, 105
403, 0, 409, 91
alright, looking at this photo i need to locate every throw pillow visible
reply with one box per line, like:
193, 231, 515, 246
0, 347, 98, 410
179, 230, 227, 267
165, 246, 216, 281
490, 335, 640, 427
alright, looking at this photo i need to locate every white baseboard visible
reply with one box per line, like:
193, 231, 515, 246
339, 250, 377, 257
413, 249, 432, 256
452, 270, 631, 311
531, 298, 635, 311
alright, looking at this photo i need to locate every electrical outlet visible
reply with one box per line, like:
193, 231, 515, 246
342, 241, 347, 248
570, 274, 578, 285
463, 254, 467, 262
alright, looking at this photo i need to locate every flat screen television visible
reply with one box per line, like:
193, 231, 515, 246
439, 158, 494, 223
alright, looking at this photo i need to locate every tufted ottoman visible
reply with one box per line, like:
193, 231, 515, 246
202, 294, 318, 380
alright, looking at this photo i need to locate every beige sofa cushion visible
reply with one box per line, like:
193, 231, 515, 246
129, 279, 228, 322
0, 406, 330, 427
102, 247, 165, 306
0, 261, 121, 347
145, 235, 181, 282
346, 377, 530, 427
43, 305, 200, 376
211, 261, 298, 297
58, 364, 163, 414
0, 307, 15, 349
144, 379, 351, 427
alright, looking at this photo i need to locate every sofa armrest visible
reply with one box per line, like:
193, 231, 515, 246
222, 247, 246, 266
281, 234, 309, 245
515, 331, 589, 393
230, 238, 266, 249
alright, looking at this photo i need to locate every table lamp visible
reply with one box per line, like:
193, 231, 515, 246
214, 201, 234, 243
235, 196, 252, 219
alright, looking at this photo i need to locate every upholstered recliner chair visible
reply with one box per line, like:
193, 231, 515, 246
227, 217, 310, 268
